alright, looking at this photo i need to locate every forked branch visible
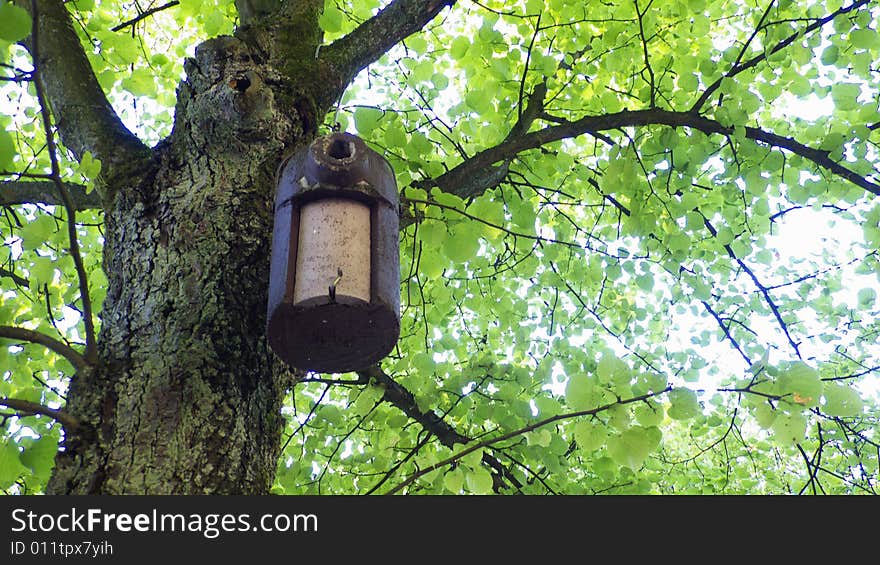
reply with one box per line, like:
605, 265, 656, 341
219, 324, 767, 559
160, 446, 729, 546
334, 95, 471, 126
691, 0, 872, 112
384, 386, 673, 494
20, 0, 151, 187
322, 0, 456, 89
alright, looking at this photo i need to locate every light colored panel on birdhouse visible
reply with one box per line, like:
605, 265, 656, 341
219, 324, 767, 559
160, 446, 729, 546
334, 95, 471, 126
294, 199, 371, 304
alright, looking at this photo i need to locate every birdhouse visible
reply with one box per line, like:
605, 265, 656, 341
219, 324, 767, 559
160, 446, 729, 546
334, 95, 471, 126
267, 132, 400, 373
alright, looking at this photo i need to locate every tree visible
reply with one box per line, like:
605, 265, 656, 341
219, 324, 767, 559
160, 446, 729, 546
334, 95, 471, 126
0, 0, 877, 495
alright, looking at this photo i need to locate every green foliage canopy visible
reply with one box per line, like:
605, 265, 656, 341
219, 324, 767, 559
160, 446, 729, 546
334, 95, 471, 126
1, 0, 879, 494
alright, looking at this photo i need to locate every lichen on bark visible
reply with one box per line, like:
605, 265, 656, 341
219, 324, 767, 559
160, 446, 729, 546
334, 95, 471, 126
49, 28, 308, 495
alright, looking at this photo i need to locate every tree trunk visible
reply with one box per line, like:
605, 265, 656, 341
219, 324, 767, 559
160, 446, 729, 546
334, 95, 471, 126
21, 0, 453, 494
47, 35, 314, 494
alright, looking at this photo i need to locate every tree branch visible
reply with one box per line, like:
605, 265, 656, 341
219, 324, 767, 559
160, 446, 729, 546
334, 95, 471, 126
19, 0, 152, 186
0, 180, 102, 210
421, 109, 880, 199
404, 196, 599, 250
358, 365, 526, 493
506, 81, 548, 142
384, 386, 673, 494
0, 397, 80, 430
702, 216, 802, 358
0, 325, 89, 371
322, 0, 456, 86
711, 0, 776, 111
691, 0, 871, 112
0, 267, 29, 288
357, 365, 468, 448
29, 0, 98, 363
702, 300, 752, 365
111, 1, 180, 32
634, 0, 656, 108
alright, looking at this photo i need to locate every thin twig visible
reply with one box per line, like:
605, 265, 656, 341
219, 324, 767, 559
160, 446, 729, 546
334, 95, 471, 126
280, 384, 331, 453
715, 0, 775, 109
634, 0, 656, 107
702, 301, 752, 365
404, 196, 601, 250
30, 0, 98, 363
702, 216, 801, 358
384, 386, 672, 494
691, 0, 871, 111
111, 1, 180, 33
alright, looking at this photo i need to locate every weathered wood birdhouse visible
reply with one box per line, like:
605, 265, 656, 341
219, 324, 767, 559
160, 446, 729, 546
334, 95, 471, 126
267, 132, 400, 373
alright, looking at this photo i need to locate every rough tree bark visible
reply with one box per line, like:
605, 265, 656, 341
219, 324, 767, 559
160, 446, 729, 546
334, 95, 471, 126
14, 0, 455, 494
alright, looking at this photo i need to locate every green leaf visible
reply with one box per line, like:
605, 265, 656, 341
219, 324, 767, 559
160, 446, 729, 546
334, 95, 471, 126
0, 440, 27, 489
19, 436, 58, 483
464, 89, 492, 114
461, 448, 483, 470
19, 215, 57, 252
850, 28, 880, 50
856, 287, 876, 308
771, 412, 806, 446
607, 427, 655, 470
419, 250, 446, 279
406, 35, 428, 55
0, 129, 15, 171
634, 404, 662, 427
465, 466, 494, 494
28, 256, 56, 290
204, 10, 227, 36
354, 107, 383, 135
822, 383, 863, 417
777, 361, 822, 408
527, 429, 552, 447
0, 3, 32, 43
683, 273, 712, 301
752, 402, 776, 429
678, 72, 699, 93
384, 123, 407, 149
78, 150, 102, 185
565, 375, 610, 411
526, 0, 543, 13
443, 224, 480, 263
450, 35, 470, 59
319, 4, 343, 33
122, 71, 157, 98
573, 420, 607, 451
820, 45, 839, 66
635, 273, 654, 292
596, 352, 629, 387
667, 388, 700, 420
418, 219, 447, 248
352, 385, 384, 417
830, 83, 861, 111
443, 468, 463, 493
410, 351, 435, 375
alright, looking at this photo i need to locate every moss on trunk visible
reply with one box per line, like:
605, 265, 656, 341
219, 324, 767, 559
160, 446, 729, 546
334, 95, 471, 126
47, 35, 313, 494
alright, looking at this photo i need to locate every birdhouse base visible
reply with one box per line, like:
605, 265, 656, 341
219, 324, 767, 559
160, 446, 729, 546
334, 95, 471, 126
267, 299, 399, 374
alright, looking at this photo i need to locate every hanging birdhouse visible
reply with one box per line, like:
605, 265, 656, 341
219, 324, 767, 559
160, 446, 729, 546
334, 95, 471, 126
267, 132, 400, 373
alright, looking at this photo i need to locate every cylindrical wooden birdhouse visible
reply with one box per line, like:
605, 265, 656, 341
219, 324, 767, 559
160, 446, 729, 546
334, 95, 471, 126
267, 132, 400, 373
